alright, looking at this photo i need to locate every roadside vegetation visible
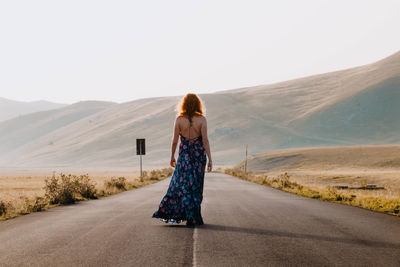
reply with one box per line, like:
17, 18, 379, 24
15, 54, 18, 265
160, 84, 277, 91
223, 168, 400, 217
0, 168, 173, 221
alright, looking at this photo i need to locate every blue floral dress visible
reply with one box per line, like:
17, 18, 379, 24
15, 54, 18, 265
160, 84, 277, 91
152, 131, 207, 225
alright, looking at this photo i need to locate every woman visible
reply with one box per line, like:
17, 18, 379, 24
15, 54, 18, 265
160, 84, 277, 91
152, 93, 212, 226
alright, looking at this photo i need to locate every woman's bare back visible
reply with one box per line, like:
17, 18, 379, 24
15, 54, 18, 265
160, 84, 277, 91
178, 115, 203, 140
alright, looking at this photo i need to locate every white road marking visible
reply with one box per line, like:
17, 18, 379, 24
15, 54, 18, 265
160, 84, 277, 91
192, 226, 199, 267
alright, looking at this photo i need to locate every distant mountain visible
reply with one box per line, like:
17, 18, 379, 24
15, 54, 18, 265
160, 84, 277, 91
0, 51, 399, 169
0, 100, 116, 164
0, 98, 67, 122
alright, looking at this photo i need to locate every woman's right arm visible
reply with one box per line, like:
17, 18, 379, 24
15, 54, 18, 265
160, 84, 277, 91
201, 117, 212, 171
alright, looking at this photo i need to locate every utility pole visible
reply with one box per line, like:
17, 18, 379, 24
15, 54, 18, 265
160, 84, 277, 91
244, 144, 248, 173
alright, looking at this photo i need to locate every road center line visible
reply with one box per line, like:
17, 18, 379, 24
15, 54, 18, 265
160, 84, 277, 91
192, 226, 198, 267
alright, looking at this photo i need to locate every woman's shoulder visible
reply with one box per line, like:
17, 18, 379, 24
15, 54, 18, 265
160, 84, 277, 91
197, 115, 206, 121
195, 115, 207, 124
190, 115, 206, 123
195, 114, 206, 119
177, 114, 206, 119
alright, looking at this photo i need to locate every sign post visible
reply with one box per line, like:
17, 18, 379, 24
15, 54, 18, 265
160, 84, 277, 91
244, 144, 248, 173
136, 139, 146, 179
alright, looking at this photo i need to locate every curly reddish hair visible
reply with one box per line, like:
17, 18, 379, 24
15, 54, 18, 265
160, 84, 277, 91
176, 93, 205, 118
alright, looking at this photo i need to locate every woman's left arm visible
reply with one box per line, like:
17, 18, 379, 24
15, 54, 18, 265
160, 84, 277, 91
170, 117, 180, 167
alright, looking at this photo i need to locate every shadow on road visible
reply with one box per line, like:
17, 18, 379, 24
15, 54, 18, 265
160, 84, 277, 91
193, 223, 400, 249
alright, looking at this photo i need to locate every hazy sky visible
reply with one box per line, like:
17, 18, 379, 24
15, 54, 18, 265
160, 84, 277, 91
1, 0, 399, 104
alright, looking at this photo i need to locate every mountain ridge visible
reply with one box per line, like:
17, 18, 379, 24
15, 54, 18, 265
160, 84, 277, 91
1, 51, 399, 168
0, 97, 68, 122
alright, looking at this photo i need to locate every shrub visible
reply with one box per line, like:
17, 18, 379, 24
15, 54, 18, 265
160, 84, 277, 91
44, 173, 60, 203
224, 168, 254, 181
0, 200, 8, 216
105, 177, 127, 191
148, 168, 174, 180
136, 168, 174, 182
163, 167, 174, 177
141, 171, 148, 182
44, 173, 97, 205
31, 196, 47, 212
74, 174, 97, 199
150, 170, 160, 180
277, 172, 291, 188
21, 196, 47, 213
2, 168, 175, 220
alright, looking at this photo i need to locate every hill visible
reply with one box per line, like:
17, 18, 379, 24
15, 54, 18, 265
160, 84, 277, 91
0, 97, 67, 122
0, 101, 117, 166
235, 145, 400, 172
0, 51, 399, 169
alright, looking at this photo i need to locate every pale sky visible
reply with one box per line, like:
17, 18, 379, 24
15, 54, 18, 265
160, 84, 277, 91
0, 0, 399, 104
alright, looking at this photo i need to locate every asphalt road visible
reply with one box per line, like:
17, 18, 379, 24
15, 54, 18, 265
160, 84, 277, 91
1, 172, 400, 267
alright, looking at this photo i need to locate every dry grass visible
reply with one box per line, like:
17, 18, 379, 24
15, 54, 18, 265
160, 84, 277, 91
223, 168, 400, 217
0, 168, 173, 220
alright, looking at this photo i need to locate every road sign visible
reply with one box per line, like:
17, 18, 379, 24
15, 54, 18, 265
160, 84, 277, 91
136, 138, 145, 178
136, 139, 145, 155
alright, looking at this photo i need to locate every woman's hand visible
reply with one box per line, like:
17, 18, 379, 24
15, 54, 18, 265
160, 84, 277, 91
207, 161, 212, 172
170, 157, 176, 168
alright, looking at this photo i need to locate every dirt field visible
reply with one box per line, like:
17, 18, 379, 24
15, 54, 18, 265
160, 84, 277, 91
0, 170, 143, 214
236, 145, 400, 198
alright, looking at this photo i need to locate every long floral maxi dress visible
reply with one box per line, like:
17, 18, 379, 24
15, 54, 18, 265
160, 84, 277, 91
152, 133, 207, 225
